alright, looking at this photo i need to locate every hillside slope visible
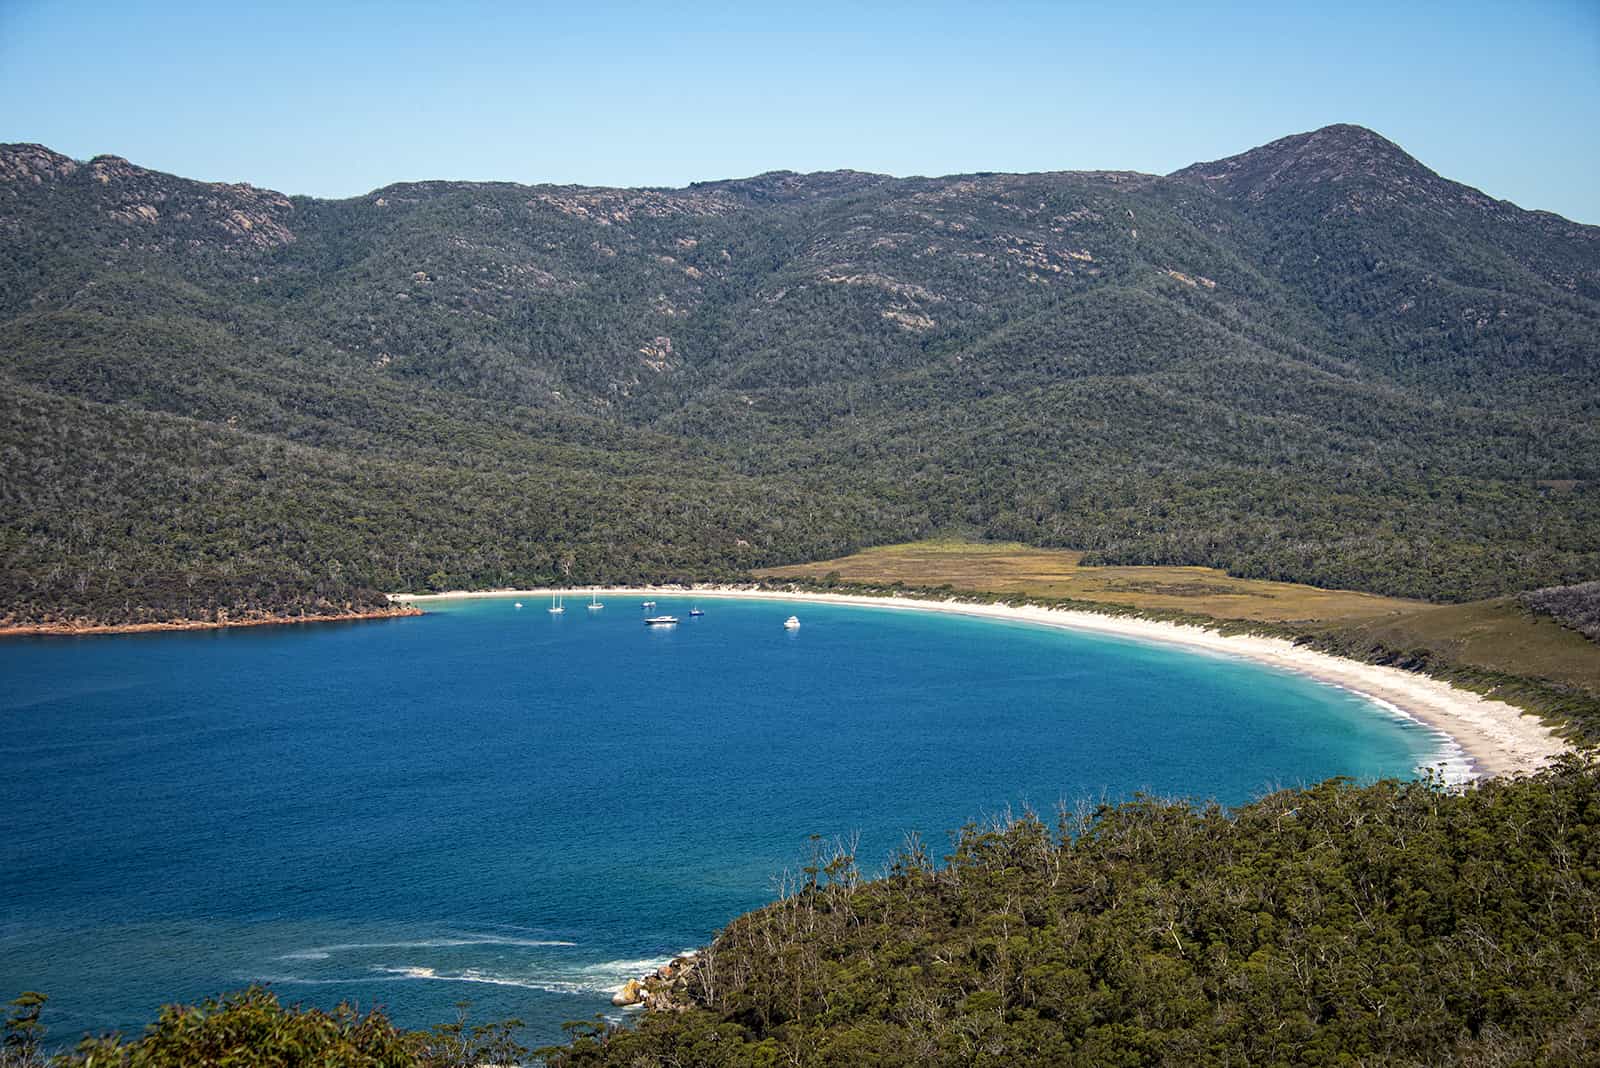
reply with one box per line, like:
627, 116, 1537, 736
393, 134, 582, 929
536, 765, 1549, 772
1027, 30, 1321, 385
3, 125, 1598, 625
549, 758, 1600, 1067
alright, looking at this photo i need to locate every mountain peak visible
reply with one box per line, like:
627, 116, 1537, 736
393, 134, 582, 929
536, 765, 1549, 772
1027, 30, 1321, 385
1169, 123, 1444, 203
1285, 122, 1407, 150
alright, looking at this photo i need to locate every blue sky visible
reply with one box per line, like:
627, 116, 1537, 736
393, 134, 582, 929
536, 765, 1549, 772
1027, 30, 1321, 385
3, 1, 1597, 221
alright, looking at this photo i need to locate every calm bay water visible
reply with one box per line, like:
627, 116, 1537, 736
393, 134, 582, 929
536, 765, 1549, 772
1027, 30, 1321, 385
1, 595, 1447, 1048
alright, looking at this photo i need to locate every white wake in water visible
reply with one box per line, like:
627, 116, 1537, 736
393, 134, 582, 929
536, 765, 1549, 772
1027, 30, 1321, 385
275, 935, 577, 961
259, 934, 676, 998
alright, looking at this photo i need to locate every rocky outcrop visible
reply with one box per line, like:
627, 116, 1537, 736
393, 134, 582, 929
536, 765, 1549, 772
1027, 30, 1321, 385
528, 188, 741, 225
1, 143, 296, 251
0, 143, 80, 185
612, 953, 702, 1012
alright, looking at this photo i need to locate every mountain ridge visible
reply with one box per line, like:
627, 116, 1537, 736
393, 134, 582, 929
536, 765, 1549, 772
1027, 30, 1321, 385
10, 123, 1592, 227
1, 124, 1597, 627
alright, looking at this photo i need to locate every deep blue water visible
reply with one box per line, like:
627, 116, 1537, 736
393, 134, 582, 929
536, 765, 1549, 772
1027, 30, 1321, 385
0, 594, 1448, 1049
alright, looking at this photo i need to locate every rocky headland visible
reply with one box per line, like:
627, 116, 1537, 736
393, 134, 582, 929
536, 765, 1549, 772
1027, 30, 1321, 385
612, 952, 702, 1013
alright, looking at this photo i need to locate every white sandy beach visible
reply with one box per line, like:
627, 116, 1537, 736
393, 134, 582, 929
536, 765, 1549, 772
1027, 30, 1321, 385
391, 586, 1569, 782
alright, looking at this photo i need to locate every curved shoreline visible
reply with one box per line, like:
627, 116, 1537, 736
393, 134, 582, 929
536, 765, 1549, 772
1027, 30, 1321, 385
392, 586, 1569, 781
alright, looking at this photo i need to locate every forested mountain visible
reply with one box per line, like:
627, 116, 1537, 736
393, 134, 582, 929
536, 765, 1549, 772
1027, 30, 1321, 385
3, 124, 1598, 625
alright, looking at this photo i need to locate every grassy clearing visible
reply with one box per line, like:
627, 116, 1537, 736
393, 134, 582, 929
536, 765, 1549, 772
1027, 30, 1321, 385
1325, 598, 1600, 693
760, 539, 1422, 623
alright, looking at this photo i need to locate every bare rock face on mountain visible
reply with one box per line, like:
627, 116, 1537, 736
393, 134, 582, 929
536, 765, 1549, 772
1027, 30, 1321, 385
0, 143, 80, 186
0, 143, 296, 254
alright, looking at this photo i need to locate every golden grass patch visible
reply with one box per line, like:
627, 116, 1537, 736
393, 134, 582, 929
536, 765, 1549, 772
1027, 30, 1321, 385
759, 540, 1419, 624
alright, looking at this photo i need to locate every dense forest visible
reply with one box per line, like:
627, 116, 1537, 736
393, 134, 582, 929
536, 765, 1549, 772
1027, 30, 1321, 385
543, 756, 1600, 1067
7, 757, 1596, 1066
3, 124, 1599, 626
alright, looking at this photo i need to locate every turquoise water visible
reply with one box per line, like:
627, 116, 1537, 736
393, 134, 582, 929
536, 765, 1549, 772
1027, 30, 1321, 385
0, 594, 1447, 1049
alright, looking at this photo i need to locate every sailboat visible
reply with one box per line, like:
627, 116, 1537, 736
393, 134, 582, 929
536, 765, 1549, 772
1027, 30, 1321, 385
588, 590, 603, 610
548, 591, 565, 614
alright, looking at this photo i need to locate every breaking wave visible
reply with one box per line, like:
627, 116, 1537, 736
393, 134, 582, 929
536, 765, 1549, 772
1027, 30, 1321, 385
370, 955, 672, 996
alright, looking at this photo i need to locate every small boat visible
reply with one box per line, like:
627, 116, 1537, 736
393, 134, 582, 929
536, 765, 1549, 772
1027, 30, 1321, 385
514, 602, 523, 609
641, 600, 656, 609
784, 615, 800, 629
644, 615, 679, 626
689, 607, 704, 617
549, 592, 565, 614
588, 591, 603, 610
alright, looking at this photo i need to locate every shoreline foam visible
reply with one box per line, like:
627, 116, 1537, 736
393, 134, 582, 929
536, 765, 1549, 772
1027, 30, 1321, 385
391, 586, 1568, 781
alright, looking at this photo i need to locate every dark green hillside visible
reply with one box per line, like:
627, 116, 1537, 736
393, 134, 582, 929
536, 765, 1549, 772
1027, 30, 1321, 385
1168, 124, 1600, 402
545, 756, 1600, 1067
2, 125, 1599, 625
0, 380, 921, 627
